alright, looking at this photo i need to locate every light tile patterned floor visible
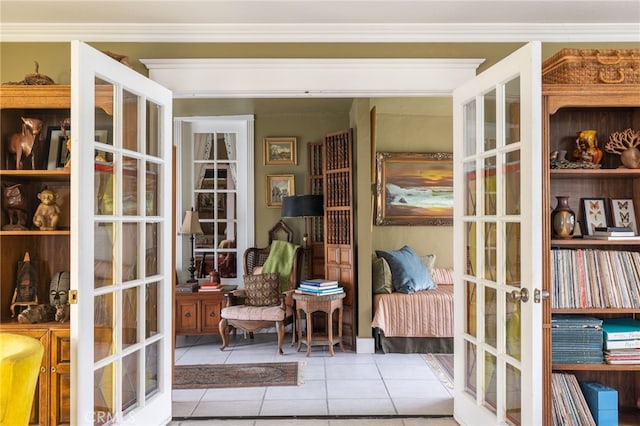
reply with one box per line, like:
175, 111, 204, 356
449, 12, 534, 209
171, 334, 457, 425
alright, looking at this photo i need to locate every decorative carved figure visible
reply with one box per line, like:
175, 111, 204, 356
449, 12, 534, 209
33, 188, 61, 230
55, 303, 70, 323
60, 118, 71, 169
49, 271, 70, 306
17, 304, 56, 324
7, 116, 43, 170
2, 183, 28, 230
10, 252, 39, 317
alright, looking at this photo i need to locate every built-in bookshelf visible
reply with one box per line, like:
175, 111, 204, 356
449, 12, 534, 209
542, 83, 640, 425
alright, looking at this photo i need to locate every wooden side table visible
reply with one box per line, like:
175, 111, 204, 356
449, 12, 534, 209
293, 291, 345, 356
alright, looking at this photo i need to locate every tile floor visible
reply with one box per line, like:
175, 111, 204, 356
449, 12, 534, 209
171, 333, 457, 425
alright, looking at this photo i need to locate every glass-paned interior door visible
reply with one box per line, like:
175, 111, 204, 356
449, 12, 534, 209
453, 42, 543, 425
71, 41, 172, 425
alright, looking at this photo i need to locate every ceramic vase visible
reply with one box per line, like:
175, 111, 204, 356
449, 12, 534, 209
620, 147, 640, 169
551, 196, 576, 239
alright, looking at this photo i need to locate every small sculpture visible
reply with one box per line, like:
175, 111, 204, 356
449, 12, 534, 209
55, 303, 70, 323
2, 183, 28, 230
573, 130, 602, 165
60, 118, 71, 169
605, 128, 640, 169
33, 188, 61, 230
10, 252, 39, 317
49, 271, 70, 306
3, 61, 55, 85
17, 304, 56, 324
7, 117, 43, 170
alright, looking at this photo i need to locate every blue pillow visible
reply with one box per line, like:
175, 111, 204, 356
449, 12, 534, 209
375, 246, 436, 294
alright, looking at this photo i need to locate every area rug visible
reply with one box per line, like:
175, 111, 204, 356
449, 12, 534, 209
424, 353, 454, 390
173, 362, 303, 389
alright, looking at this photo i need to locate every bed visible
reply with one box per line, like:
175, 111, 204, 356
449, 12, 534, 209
372, 267, 454, 353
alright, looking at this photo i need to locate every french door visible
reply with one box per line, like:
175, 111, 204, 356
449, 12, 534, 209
453, 42, 543, 425
70, 41, 173, 425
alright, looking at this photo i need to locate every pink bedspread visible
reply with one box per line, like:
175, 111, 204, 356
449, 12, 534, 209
371, 278, 454, 338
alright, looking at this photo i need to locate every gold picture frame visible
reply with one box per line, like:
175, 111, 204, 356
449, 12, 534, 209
264, 137, 297, 165
375, 152, 453, 226
266, 174, 295, 208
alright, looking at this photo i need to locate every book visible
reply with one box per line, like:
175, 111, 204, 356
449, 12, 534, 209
587, 235, 640, 241
299, 283, 339, 291
595, 226, 633, 233
602, 318, 640, 341
592, 230, 635, 237
295, 287, 344, 296
604, 338, 640, 349
300, 278, 339, 287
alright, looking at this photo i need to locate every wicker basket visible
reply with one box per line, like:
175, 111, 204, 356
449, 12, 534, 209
542, 48, 640, 84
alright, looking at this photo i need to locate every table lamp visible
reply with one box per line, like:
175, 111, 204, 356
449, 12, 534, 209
181, 207, 204, 283
281, 194, 324, 248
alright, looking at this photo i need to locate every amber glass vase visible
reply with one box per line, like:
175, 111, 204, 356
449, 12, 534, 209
551, 196, 576, 239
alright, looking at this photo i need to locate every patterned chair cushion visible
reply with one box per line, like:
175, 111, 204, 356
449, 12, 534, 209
221, 304, 290, 321
243, 273, 281, 306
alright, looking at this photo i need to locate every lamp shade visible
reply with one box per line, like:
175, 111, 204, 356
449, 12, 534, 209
281, 195, 323, 218
180, 209, 204, 235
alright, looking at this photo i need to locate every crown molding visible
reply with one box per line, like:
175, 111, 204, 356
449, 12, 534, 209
1, 23, 639, 43
140, 58, 485, 98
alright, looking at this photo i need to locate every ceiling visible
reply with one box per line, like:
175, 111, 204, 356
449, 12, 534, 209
1, 1, 639, 42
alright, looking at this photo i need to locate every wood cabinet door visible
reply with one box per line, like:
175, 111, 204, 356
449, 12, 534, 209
176, 298, 200, 334
201, 297, 224, 334
49, 328, 71, 426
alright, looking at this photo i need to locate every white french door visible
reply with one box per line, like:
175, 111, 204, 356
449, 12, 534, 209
453, 42, 543, 425
70, 41, 173, 425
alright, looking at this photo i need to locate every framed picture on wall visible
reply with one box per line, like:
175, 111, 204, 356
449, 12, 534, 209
264, 137, 297, 165
266, 174, 295, 208
610, 198, 638, 234
375, 152, 453, 226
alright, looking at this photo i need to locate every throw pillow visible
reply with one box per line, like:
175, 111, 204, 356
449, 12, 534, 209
243, 273, 281, 306
375, 245, 436, 294
372, 257, 393, 294
420, 254, 437, 275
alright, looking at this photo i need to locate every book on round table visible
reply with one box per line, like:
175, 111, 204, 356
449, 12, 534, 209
300, 278, 339, 287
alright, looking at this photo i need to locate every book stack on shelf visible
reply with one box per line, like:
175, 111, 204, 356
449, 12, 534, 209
551, 249, 640, 308
551, 315, 603, 364
295, 278, 344, 296
602, 318, 640, 365
198, 281, 224, 292
551, 373, 596, 426
588, 226, 640, 241
176, 282, 199, 293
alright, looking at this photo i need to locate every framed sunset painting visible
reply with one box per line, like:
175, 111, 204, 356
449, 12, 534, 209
375, 152, 453, 226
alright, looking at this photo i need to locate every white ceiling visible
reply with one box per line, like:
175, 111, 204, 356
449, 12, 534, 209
1, 0, 639, 42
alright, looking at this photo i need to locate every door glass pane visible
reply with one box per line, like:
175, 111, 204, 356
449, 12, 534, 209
123, 156, 139, 216
465, 340, 477, 398
145, 341, 159, 398
122, 352, 139, 412
95, 77, 114, 148
146, 100, 160, 157
484, 222, 496, 281
465, 222, 476, 276
465, 161, 476, 216
484, 89, 496, 151
505, 222, 521, 287
95, 223, 115, 288
145, 223, 158, 277
464, 100, 476, 157
485, 286, 497, 348
122, 286, 138, 348
145, 282, 158, 337
95, 160, 114, 216
504, 150, 520, 215
506, 294, 521, 360
146, 162, 158, 216
465, 280, 477, 336
122, 89, 138, 151
94, 293, 114, 362
505, 77, 520, 146
506, 363, 522, 425
484, 353, 497, 413
94, 363, 114, 425
484, 157, 496, 216
122, 222, 139, 281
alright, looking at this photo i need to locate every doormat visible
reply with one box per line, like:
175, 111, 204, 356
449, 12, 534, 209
173, 362, 303, 389
423, 353, 454, 390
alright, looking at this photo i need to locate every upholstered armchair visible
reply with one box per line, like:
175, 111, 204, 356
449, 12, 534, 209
219, 239, 302, 354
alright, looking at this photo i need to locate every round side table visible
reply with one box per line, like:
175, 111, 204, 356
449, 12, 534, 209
292, 291, 345, 356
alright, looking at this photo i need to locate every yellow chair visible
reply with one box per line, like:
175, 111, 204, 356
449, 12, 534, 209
0, 333, 44, 426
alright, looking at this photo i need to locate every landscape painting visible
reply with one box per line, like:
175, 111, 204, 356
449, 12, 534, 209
375, 152, 453, 226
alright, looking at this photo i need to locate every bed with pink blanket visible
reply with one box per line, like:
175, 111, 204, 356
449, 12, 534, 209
372, 268, 454, 353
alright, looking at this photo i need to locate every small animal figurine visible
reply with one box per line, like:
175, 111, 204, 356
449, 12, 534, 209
2, 183, 28, 230
33, 188, 61, 230
7, 117, 43, 170
55, 303, 70, 323
17, 304, 56, 324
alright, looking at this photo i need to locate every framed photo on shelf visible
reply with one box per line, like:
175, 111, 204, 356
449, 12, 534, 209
374, 151, 453, 226
264, 137, 297, 165
266, 174, 294, 208
581, 197, 609, 235
46, 125, 70, 169
610, 198, 638, 234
